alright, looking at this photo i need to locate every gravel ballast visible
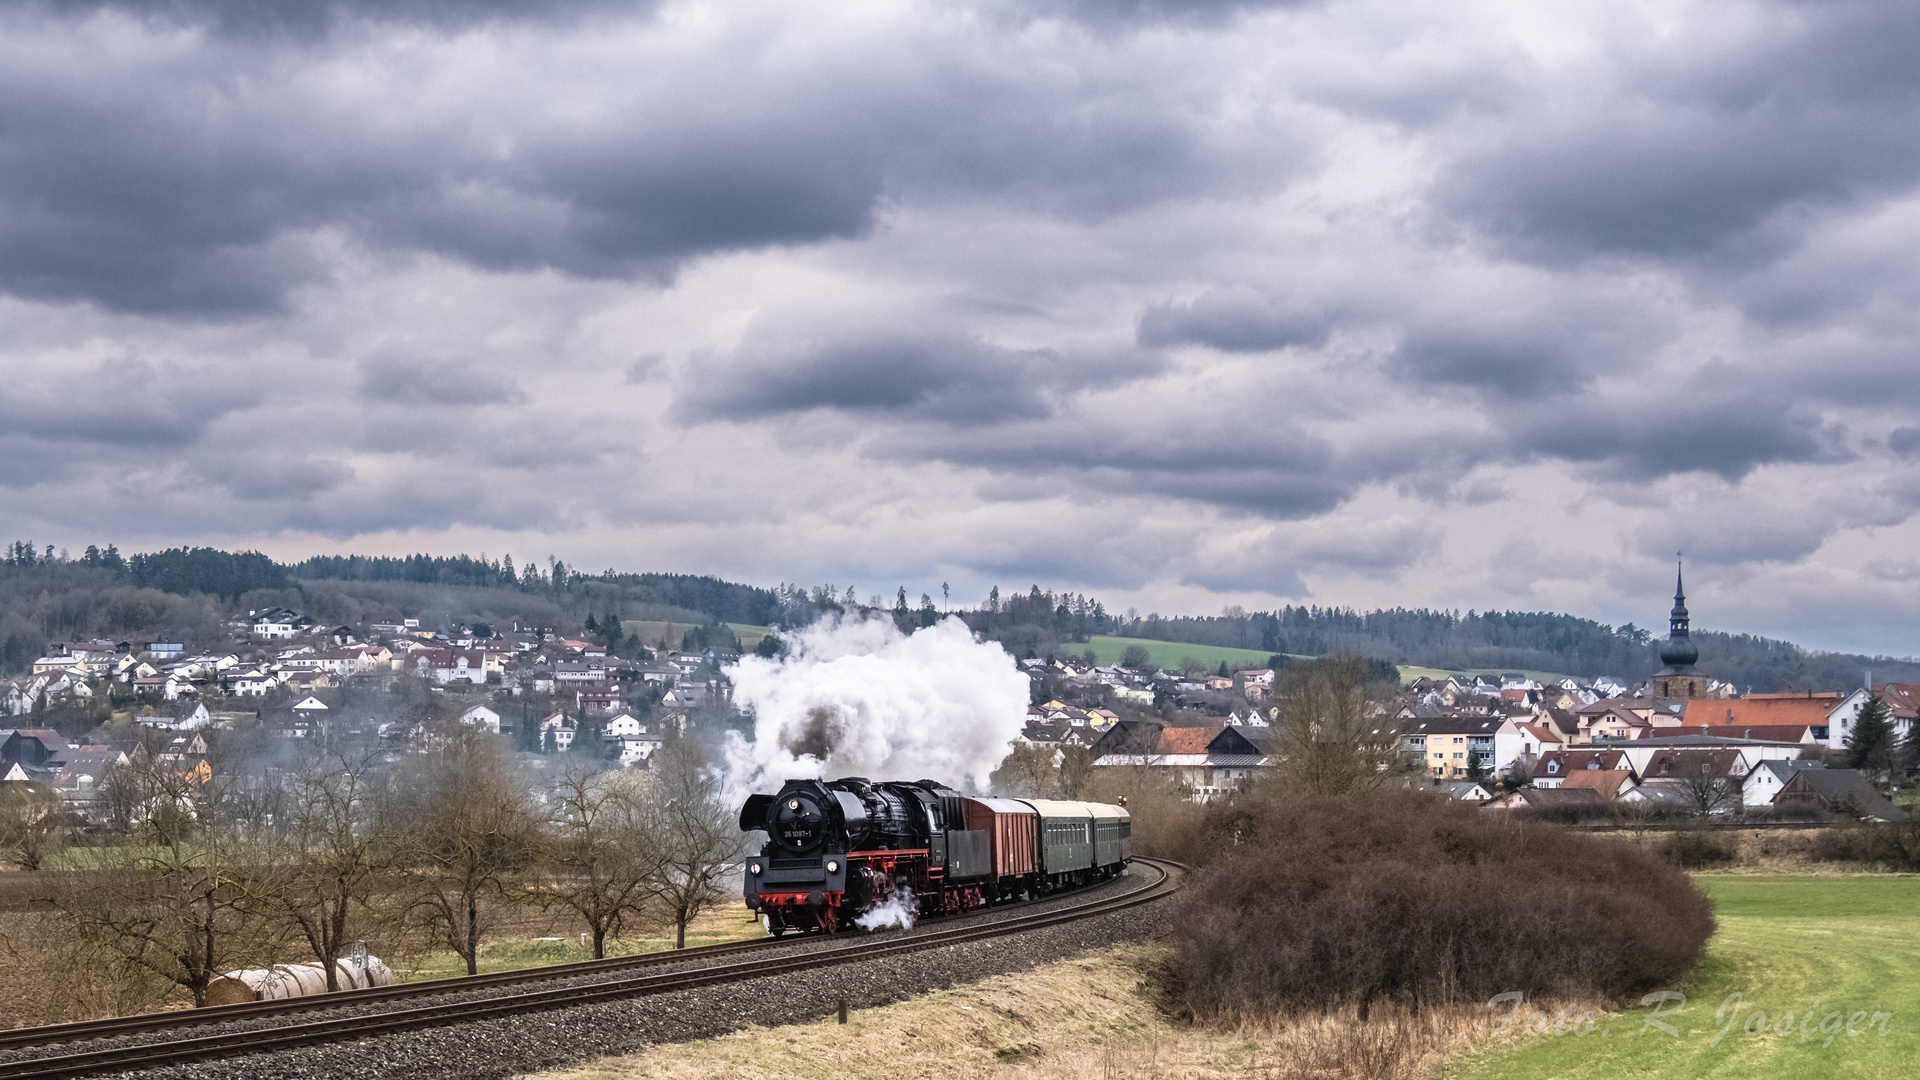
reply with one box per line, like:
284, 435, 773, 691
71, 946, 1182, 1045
8, 867, 1175, 1079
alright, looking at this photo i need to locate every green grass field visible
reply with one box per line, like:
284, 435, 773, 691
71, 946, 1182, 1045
1064, 635, 1303, 671
1446, 875, 1920, 1080
620, 621, 769, 652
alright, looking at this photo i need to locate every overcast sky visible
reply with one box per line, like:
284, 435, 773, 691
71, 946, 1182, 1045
3, 0, 1919, 655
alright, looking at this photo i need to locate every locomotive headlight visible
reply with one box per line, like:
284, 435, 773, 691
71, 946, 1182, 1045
826, 860, 839, 873
749, 863, 762, 874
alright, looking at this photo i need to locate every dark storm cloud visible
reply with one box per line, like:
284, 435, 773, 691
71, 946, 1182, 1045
0, 3, 1280, 316
1387, 292, 1676, 396
677, 327, 1162, 424
0, 360, 256, 448
1136, 287, 1332, 352
0, 35, 885, 315
890, 419, 1353, 518
1891, 427, 1920, 457
208, 454, 354, 501
1392, 329, 1580, 397
1513, 375, 1848, 482
1436, 2, 1920, 263
355, 358, 526, 407
31, 0, 643, 38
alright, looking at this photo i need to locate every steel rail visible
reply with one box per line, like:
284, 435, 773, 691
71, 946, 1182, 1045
0, 861, 1162, 1051
0, 926, 785, 1051
1, 859, 1180, 1079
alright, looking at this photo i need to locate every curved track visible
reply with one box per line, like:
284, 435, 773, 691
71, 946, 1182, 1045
0, 858, 1182, 1079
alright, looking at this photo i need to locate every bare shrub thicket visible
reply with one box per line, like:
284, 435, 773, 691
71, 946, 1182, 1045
1073, 764, 1217, 865
1811, 818, 1920, 869
1173, 792, 1714, 1023
1658, 827, 1738, 869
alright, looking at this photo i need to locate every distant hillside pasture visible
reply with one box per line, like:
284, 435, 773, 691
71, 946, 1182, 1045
622, 621, 770, 652
1069, 635, 1300, 671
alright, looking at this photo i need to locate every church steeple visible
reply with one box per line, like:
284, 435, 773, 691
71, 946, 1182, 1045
1654, 555, 1702, 696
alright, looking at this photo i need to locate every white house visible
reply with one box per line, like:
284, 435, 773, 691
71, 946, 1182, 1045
604, 713, 647, 738
1742, 759, 1826, 809
138, 702, 210, 732
613, 735, 662, 767
458, 705, 502, 734
538, 711, 576, 751
228, 668, 281, 697
1824, 687, 1917, 754
249, 608, 313, 639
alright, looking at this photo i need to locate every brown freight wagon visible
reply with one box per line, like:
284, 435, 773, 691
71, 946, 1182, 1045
962, 797, 1039, 878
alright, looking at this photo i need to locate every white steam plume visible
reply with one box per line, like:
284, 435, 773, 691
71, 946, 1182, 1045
854, 890, 918, 932
721, 615, 1027, 799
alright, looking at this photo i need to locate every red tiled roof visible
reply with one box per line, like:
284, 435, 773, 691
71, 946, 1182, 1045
1685, 698, 1833, 727
1874, 683, 1920, 718
1153, 726, 1221, 755
1560, 769, 1631, 792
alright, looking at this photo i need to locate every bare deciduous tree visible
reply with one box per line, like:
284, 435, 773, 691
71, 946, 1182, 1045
393, 733, 538, 975
1270, 655, 1411, 797
52, 753, 278, 1007
260, 743, 396, 990
1674, 754, 1742, 817
990, 742, 1063, 798
534, 764, 663, 958
0, 781, 65, 870
648, 740, 744, 949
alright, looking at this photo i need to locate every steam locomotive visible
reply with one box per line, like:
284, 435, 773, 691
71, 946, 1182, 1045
738, 778, 1131, 934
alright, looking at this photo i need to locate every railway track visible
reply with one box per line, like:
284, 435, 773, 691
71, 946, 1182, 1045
0, 858, 1181, 1079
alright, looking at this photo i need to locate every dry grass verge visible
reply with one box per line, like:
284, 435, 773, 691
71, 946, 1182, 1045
524, 944, 1507, 1080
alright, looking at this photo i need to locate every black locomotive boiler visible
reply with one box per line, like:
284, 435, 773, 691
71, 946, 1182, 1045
738, 777, 1131, 934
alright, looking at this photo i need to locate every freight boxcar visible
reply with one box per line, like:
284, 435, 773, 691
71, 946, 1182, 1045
961, 797, 1038, 902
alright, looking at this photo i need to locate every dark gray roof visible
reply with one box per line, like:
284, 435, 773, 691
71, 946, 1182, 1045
1781, 769, 1909, 821
1634, 734, 1805, 747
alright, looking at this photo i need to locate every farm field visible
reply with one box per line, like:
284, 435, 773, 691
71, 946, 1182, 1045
1067, 635, 1297, 671
404, 907, 766, 982
1446, 875, 1919, 1080
620, 620, 770, 652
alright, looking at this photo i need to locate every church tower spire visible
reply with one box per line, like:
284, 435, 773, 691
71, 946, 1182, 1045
1653, 555, 1704, 698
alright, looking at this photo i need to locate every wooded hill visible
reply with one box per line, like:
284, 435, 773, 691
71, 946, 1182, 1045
2, 541, 1914, 692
